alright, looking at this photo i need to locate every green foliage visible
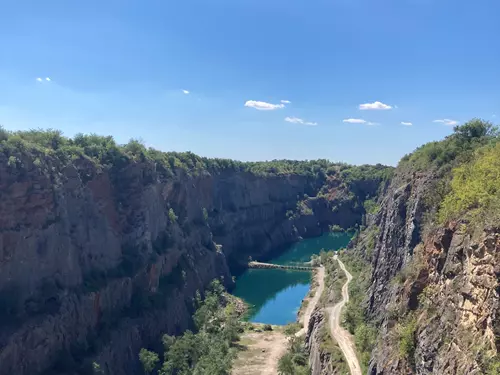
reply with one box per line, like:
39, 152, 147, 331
397, 315, 417, 360
283, 323, 302, 336
322, 256, 346, 304
484, 356, 500, 375
353, 323, 377, 369
318, 326, 349, 373
167, 208, 178, 223
310, 254, 321, 267
140, 279, 242, 375
278, 352, 295, 375
337, 163, 394, 185
400, 119, 498, 173
278, 332, 311, 375
92, 362, 104, 374
338, 250, 375, 372
363, 198, 380, 214
438, 141, 500, 224
329, 224, 343, 233
139, 349, 159, 374
263, 324, 273, 331
0, 128, 359, 179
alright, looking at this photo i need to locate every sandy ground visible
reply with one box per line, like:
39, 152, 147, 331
232, 267, 325, 375
327, 255, 362, 375
232, 330, 288, 375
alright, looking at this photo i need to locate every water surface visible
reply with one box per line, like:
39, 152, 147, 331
233, 232, 351, 325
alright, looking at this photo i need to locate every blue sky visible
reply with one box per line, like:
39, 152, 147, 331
0, 0, 498, 166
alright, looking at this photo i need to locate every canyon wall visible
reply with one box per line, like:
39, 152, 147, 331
0, 150, 379, 375
363, 166, 499, 374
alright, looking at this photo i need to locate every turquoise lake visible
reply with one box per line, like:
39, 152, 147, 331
232, 232, 352, 325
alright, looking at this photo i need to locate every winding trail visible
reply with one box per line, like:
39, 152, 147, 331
327, 255, 362, 375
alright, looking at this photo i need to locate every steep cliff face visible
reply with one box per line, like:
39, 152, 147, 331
0, 149, 383, 375
364, 166, 499, 374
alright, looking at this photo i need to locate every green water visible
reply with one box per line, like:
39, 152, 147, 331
232, 232, 352, 325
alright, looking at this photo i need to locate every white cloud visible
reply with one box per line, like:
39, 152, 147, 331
36, 77, 43, 82
367, 122, 379, 126
245, 100, 285, 111
281, 100, 291, 104
401, 121, 413, 126
182, 89, 190, 94
359, 101, 392, 110
343, 118, 367, 124
45, 77, 51, 81
285, 116, 317, 126
433, 119, 459, 126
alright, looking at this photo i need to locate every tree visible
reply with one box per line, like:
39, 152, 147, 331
139, 349, 159, 374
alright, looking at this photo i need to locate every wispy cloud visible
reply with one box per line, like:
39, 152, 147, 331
281, 100, 291, 104
285, 117, 317, 126
182, 89, 190, 95
433, 119, 459, 126
359, 101, 392, 110
45, 77, 51, 82
343, 118, 367, 124
401, 121, 413, 126
36, 77, 43, 82
245, 100, 285, 111
343, 118, 379, 125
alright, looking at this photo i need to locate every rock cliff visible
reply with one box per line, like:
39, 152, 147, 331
0, 147, 385, 375
363, 167, 499, 374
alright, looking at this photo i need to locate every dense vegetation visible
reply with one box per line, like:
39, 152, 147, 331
138, 280, 242, 375
0, 127, 381, 180
439, 140, 500, 225
277, 327, 310, 375
399, 119, 500, 230
400, 119, 498, 174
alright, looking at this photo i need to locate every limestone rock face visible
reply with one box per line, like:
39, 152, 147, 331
365, 167, 499, 374
0, 154, 374, 375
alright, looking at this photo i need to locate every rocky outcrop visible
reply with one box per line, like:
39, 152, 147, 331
307, 309, 335, 375
306, 307, 349, 375
363, 166, 499, 374
0, 152, 380, 375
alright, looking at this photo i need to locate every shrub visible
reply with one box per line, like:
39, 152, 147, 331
168, 208, 178, 223
397, 315, 417, 360
139, 349, 159, 374
263, 324, 273, 331
363, 198, 380, 214
439, 141, 500, 224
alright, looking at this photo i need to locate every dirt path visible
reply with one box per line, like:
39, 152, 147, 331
297, 266, 324, 337
326, 255, 362, 375
232, 267, 325, 375
232, 330, 288, 375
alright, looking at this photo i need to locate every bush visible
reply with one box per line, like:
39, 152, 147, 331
438, 141, 500, 224
263, 324, 273, 331
363, 198, 380, 214
139, 280, 242, 375
168, 208, 178, 223
283, 323, 302, 336
397, 315, 417, 360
